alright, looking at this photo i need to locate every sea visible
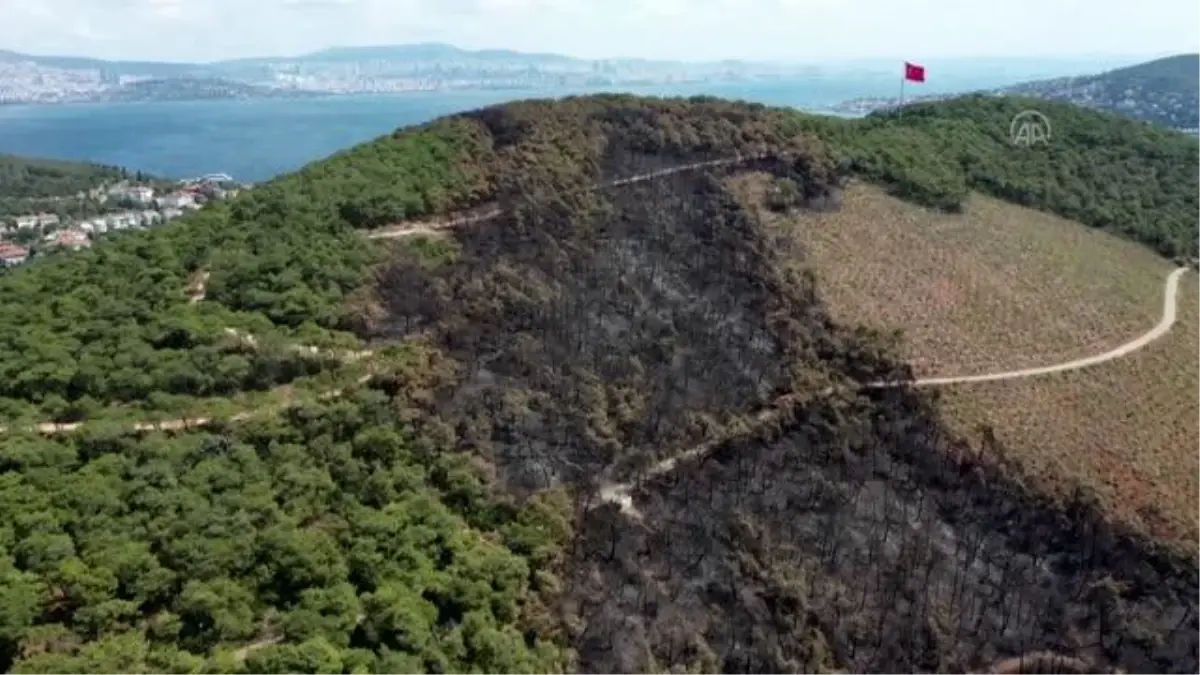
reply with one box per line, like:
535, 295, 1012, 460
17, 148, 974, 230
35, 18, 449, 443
0, 73, 1031, 183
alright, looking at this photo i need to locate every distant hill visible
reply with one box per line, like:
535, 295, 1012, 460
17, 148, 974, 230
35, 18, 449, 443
0, 154, 126, 200
999, 54, 1199, 129
0, 42, 804, 104
102, 77, 319, 103
2, 43, 1162, 106
294, 42, 586, 65
0, 48, 198, 78
0, 154, 130, 220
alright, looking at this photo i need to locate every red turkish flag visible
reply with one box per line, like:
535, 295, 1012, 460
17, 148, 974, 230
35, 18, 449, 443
904, 61, 926, 83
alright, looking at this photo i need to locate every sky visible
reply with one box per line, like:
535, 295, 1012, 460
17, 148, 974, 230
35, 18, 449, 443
2, 0, 1198, 63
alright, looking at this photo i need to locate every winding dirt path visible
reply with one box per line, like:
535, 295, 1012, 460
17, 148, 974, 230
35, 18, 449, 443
598, 266, 1189, 515
865, 267, 1187, 388
364, 154, 768, 240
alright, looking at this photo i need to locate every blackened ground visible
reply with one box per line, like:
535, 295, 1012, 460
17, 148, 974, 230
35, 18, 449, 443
373, 165, 891, 497
566, 387, 1198, 673
368, 151, 1196, 673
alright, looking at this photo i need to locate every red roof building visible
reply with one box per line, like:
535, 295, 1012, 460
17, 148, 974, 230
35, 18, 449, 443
0, 242, 30, 266
53, 229, 91, 250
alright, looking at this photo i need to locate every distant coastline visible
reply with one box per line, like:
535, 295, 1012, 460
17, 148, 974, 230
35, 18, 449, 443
0, 42, 826, 106
0, 43, 1151, 107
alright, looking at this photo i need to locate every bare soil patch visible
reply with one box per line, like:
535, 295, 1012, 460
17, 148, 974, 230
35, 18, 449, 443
736, 176, 1169, 376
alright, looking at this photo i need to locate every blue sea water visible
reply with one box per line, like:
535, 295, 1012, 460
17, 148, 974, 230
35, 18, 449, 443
0, 74, 1000, 182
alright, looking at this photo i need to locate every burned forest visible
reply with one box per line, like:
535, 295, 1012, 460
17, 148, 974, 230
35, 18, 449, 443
363, 99, 1199, 674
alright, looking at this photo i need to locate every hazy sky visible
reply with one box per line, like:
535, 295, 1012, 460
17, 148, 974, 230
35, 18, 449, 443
3, 0, 1198, 63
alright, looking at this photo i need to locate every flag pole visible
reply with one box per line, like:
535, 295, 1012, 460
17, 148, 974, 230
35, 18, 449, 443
899, 62, 906, 114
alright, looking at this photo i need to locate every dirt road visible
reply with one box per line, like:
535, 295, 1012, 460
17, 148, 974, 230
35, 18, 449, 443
363, 154, 767, 240
599, 266, 1190, 515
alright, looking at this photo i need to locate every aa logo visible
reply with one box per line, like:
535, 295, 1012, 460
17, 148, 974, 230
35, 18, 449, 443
1010, 110, 1051, 147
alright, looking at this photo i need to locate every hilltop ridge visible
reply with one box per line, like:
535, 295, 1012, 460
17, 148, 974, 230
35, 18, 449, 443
833, 53, 1200, 131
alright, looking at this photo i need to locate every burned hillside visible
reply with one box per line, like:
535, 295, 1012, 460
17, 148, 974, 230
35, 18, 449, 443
353, 97, 1199, 674
568, 386, 1198, 673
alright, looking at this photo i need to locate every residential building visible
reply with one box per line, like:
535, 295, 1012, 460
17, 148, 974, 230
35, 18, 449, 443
14, 213, 58, 230
128, 183, 153, 201
106, 183, 157, 204
80, 218, 108, 234
0, 242, 29, 267
156, 192, 196, 209
105, 212, 139, 230
52, 229, 90, 250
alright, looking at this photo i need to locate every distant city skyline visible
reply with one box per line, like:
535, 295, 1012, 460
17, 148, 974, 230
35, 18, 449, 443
3, 0, 1198, 64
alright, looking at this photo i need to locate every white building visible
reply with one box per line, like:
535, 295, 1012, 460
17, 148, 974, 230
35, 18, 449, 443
14, 213, 58, 230
81, 218, 108, 234
156, 192, 196, 209
105, 212, 138, 230
128, 186, 155, 204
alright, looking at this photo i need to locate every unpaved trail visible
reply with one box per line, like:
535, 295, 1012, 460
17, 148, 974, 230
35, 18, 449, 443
2, 264, 1187, 459
363, 154, 767, 240
4, 148, 1189, 498
230, 636, 284, 663
366, 204, 504, 240
14, 371, 376, 437
860, 266, 1188, 389
599, 267, 1190, 516
185, 269, 210, 303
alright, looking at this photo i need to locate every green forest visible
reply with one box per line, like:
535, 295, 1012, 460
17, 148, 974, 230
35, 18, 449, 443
0, 156, 124, 221
792, 95, 1200, 258
0, 94, 1197, 673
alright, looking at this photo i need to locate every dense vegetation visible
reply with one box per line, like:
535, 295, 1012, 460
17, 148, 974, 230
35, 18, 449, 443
791, 95, 1200, 258
0, 153, 123, 219
0, 358, 572, 673
1, 94, 1197, 673
0, 155, 126, 202
0, 154, 160, 223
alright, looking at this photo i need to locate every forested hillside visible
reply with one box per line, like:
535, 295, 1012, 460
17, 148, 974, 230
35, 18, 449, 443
0, 154, 155, 222
1000, 54, 1200, 130
0, 155, 126, 200
0, 94, 1196, 673
792, 95, 1200, 259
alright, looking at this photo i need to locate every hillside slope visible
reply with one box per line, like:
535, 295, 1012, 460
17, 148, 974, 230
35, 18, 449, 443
739, 176, 1199, 543
1000, 54, 1200, 129
793, 95, 1200, 259
0, 154, 129, 219
0, 95, 1196, 673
